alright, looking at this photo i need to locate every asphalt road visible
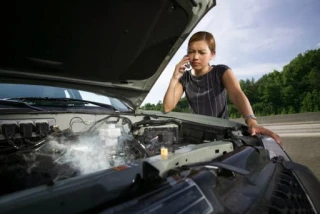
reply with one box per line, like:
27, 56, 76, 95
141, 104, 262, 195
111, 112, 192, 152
281, 136, 320, 180
264, 122, 320, 181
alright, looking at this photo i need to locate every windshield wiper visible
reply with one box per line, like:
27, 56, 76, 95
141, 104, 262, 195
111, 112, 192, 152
6, 97, 118, 111
0, 99, 46, 111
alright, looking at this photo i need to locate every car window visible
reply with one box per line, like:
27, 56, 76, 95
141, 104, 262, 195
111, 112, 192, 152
0, 83, 131, 111
0, 83, 71, 99
79, 90, 111, 105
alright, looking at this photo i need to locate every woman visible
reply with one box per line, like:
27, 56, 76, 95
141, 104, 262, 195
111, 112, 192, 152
163, 31, 282, 146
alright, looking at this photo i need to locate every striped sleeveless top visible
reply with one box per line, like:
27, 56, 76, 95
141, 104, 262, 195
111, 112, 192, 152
179, 64, 230, 119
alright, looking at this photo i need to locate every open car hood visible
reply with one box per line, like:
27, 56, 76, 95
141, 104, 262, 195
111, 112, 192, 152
0, 0, 216, 108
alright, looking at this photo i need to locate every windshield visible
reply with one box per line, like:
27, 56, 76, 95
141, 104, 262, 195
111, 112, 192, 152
0, 83, 132, 112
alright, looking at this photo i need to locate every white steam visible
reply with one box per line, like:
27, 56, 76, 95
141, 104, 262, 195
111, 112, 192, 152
50, 133, 128, 175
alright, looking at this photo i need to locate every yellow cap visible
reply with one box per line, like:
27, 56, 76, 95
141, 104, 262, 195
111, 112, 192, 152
161, 146, 168, 156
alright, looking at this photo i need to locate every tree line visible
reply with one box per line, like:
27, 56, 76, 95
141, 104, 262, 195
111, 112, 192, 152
140, 48, 320, 118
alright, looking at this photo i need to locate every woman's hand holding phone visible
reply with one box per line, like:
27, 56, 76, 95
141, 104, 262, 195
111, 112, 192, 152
172, 55, 190, 80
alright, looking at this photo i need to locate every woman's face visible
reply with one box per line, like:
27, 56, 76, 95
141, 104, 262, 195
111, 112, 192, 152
187, 40, 214, 70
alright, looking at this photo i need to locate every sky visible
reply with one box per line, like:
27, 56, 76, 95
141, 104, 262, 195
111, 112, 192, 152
141, 0, 320, 105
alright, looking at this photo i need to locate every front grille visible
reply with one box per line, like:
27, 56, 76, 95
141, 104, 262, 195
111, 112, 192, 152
268, 169, 315, 214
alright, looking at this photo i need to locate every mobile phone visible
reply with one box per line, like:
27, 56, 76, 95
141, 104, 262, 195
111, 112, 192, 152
184, 62, 191, 69
184, 55, 191, 70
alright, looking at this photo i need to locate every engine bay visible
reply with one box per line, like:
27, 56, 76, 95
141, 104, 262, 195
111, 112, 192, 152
0, 113, 243, 197
0, 113, 319, 214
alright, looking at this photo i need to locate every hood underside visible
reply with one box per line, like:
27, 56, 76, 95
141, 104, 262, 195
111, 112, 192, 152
0, 0, 215, 108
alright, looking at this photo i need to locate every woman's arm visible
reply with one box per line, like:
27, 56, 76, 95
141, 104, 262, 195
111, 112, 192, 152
163, 56, 190, 113
222, 69, 254, 121
222, 69, 282, 146
163, 78, 184, 113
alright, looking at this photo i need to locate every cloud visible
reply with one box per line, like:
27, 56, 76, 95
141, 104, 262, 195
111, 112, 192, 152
229, 27, 302, 53
186, 1, 304, 68
317, 42, 320, 47
232, 62, 287, 80
141, 64, 176, 105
